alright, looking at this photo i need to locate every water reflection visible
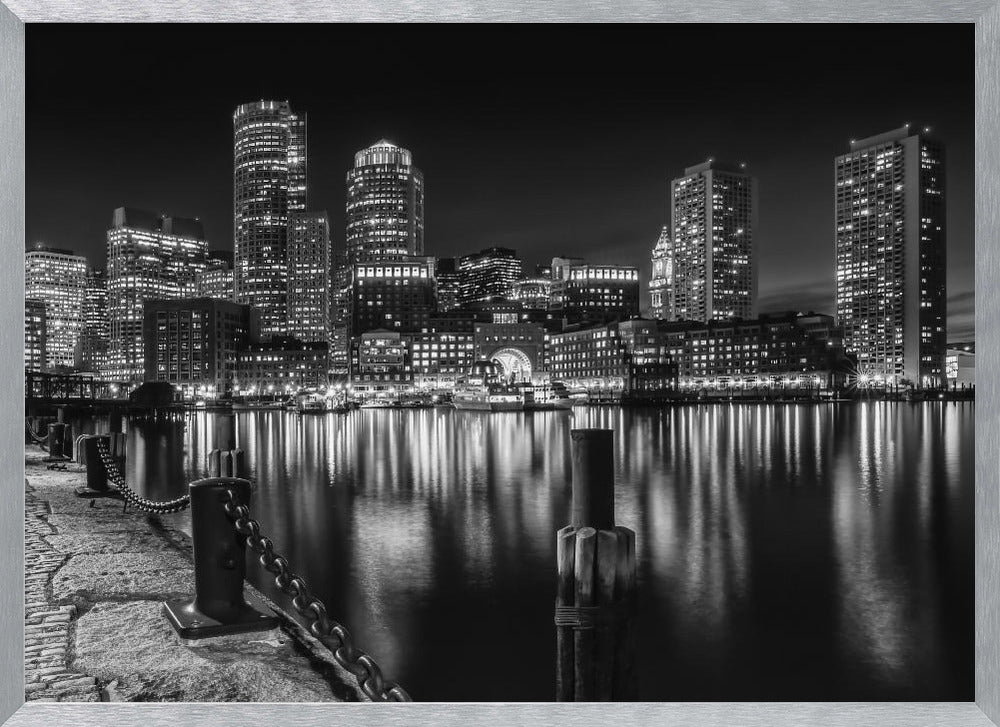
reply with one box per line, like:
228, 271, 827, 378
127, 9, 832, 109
124, 402, 973, 701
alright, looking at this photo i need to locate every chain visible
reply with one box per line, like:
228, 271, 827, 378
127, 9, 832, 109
95, 438, 191, 514
25, 420, 49, 447
221, 490, 411, 702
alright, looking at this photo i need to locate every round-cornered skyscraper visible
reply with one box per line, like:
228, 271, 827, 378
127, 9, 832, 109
345, 140, 424, 263
233, 100, 307, 338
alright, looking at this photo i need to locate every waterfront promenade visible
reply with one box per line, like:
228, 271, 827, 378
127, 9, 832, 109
23, 444, 363, 703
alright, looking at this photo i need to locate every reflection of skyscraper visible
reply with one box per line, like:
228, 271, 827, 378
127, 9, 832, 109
671, 161, 757, 322
345, 140, 424, 263
287, 211, 331, 343
835, 126, 947, 387
233, 100, 307, 338
649, 225, 672, 320
24, 243, 88, 370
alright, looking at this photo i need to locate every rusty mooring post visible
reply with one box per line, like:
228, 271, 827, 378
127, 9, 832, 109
162, 477, 278, 640
556, 428, 637, 702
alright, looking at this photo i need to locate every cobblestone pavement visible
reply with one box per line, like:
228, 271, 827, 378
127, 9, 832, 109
24, 481, 101, 702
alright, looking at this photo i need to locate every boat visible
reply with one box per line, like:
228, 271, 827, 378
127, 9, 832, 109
453, 361, 524, 412
292, 392, 328, 413
519, 380, 574, 411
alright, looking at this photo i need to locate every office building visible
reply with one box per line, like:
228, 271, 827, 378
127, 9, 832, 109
550, 263, 640, 322
143, 297, 257, 397
435, 257, 462, 312
106, 207, 209, 382
649, 225, 673, 320
345, 139, 424, 262
348, 257, 437, 336
238, 337, 329, 395
671, 160, 757, 322
24, 299, 46, 373
24, 244, 88, 370
287, 211, 331, 343
233, 100, 307, 337
458, 247, 523, 304
835, 125, 947, 387
75, 267, 110, 373
510, 276, 552, 311
196, 260, 235, 302
350, 330, 413, 399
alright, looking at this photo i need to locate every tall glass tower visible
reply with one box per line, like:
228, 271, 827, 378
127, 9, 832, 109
670, 161, 757, 322
233, 100, 307, 338
345, 140, 424, 262
835, 125, 946, 387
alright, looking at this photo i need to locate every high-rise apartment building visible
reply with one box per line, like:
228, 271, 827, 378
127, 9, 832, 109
458, 247, 523, 304
106, 207, 208, 382
649, 225, 673, 320
287, 211, 330, 343
345, 140, 424, 262
348, 257, 437, 335
670, 160, 757, 322
76, 267, 110, 373
24, 244, 88, 370
233, 100, 307, 337
835, 126, 947, 387
24, 299, 47, 373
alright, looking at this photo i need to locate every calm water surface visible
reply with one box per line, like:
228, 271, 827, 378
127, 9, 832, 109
121, 402, 973, 701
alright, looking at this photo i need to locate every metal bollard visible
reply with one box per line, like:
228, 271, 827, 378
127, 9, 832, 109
47, 423, 66, 458
162, 477, 278, 641
82, 435, 112, 491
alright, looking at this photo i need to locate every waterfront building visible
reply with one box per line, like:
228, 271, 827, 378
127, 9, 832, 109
106, 207, 209, 383
233, 100, 307, 338
411, 325, 476, 392
658, 312, 847, 390
345, 139, 424, 262
75, 267, 110, 374
649, 225, 673, 320
287, 211, 331, 343
458, 247, 523, 304
435, 257, 462, 312
549, 256, 585, 311
196, 258, 235, 302
835, 125, 947, 387
24, 243, 88, 371
549, 263, 640, 323
670, 160, 757, 322
238, 337, 329, 395
24, 299, 46, 373
348, 257, 437, 336
548, 318, 677, 398
142, 297, 257, 398
349, 329, 413, 399
510, 276, 552, 311
945, 345, 974, 387
473, 312, 547, 383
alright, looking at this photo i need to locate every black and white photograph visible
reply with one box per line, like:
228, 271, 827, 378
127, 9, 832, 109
19, 22, 975, 704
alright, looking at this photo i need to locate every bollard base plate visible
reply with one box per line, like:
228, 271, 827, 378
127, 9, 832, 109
162, 592, 280, 642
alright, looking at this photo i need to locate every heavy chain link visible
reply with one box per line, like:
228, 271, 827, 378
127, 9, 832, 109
221, 490, 411, 702
25, 419, 49, 447
95, 438, 191, 514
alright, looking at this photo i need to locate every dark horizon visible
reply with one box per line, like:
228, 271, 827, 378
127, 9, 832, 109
24, 24, 975, 340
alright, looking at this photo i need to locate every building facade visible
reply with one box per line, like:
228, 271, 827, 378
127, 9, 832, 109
75, 267, 110, 374
143, 297, 257, 397
238, 337, 329, 395
473, 315, 547, 383
649, 225, 673, 320
411, 326, 476, 391
287, 211, 330, 343
458, 247, 523, 304
24, 244, 88, 371
550, 264, 640, 322
835, 125, 947, 387
24, 299, 47, 373
106, 207, 209, 382
233, 100, 307, 338
671, 161, 757, 322
348, 257, 437, 336
434, 257, 462, 312
659, 312, 847, 390
196, 259, 234, 302
510, 276, 552, 311
350, 330, 413, 398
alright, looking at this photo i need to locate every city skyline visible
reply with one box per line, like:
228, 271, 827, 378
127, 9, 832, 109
25, 25, 975, 341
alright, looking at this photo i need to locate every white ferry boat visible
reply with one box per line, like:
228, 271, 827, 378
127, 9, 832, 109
453, 361, 524, 412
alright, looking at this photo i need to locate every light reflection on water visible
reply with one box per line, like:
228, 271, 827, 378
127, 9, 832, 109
124, 402, 973, 701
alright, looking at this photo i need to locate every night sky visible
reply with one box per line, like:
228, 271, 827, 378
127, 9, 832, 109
25, 24, 975, 340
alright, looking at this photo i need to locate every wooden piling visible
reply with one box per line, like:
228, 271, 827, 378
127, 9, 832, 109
555, 525, 576, 701
613, 526, 637, 700
570, 429, 615, 530
595, 529, 619, 701
214, 414, 236, 452
573, 526, 597, 702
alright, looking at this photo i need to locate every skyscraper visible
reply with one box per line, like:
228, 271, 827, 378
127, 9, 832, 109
287, 211, 331, 343
106, 207, 208, 382
345, 140, 424, 262
649, 225, 673, 320
435, 257, 462, 312
24, 299, 47, 373
233, 100, 307, 338
458, 247, 523, 304
24, 244, 88, 370
76, 267, 110, 374
835, 125, 947, 387
670, 160, 757, 322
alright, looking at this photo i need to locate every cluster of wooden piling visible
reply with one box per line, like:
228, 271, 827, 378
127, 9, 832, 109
208, 414, 246, 479
555, 429, 637, 702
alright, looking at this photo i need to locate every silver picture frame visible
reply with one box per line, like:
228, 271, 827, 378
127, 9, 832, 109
1, 2, 998, 725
